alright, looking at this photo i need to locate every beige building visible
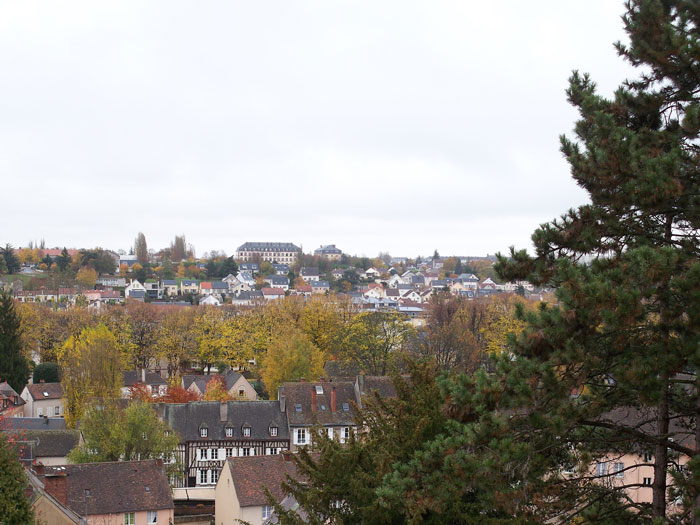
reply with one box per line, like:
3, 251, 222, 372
215, 455, 298, 525
236, 242, 300, 264
21, 382, 64, 418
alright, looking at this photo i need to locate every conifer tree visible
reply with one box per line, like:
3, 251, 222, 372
0, 432, 33, 524
0, 290, 29, 393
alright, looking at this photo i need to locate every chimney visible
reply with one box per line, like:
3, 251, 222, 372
319, 377, 326, 382
282, 450, 292, 462
219, 401, 228, 422
44, 472, 67, 506
331, 387, 337, 413
310, 386, 316, 412
156, 458, 164, 469
300, 378, 306, 383
279, 392, 286, 413
33, 461, 45, 477
39, 379, 45, 383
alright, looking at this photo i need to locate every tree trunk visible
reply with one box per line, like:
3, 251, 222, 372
652, 377, 669, 519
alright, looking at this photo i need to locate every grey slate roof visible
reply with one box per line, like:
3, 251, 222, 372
237, 242, 299, 252
2, 417, 67, 431
6, 430, 80, 460
182, 371, 242, 394
266, 275, 289, 286
129, 290, 146, 298
162, 280, 177, 286
123, 371, 168, 387
155, 401, 288, 442
280, 381, 357, 427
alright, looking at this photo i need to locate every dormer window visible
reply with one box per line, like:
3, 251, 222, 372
200, 426, 208, 438
225, 426, 233, 438
342, 403, 350, 411
269, 426, 278, 437
243, 426, 251, 437
294, 404, 302, 412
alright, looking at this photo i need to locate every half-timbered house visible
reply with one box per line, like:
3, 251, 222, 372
155, 401, 289, 489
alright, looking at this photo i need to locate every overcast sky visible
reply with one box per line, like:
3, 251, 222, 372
0, 1, 634, 258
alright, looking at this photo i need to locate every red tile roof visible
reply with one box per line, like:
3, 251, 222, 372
26, 382, 63, 400
227, 455, 298, 507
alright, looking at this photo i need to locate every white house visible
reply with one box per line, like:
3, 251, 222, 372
124, 280, 146, 299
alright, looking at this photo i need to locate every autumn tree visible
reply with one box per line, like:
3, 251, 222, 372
337, 311, 413, 375
58, 324, 123, 428
202, 375, 233, 401
124, 301, 161, 370
0, 289, 30, 392
69, 401, 179, 476
259, 329, 325, 399
134, 232, 148, 264
76, 266, 98, 288
415, 292, 483, 371
156, 307, 196, 376
170, 234, 188, 262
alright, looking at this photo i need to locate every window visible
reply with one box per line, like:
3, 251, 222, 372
262, 505, 273, 520
643, 477, 652, 486
142, 432, 148, 440
226, 448, 233, 457
342, 403, 350, 411
124, 512, 135, 525
315, 385, 323, 395
595, 462, 607, 476
613, 462, 624, 478
241, 448, 251, 456
644, 452, 653, 462
294, 403, 302, 412
54, 406, 60, 416
211, 448, 218, 460
211, 469, 219, 483
200, 427, 208, 438
198, 469, 208, 485
238, 389, 245, 397
147, 511, 157, 524
267, 447, 280, 455
342, 427, 351, 442
327, 427, 334, 439
198, 448, 208, 461
225, 426, 233, 438
37, 408, 43, 416
243, 427, 251, 437
296, 428, 307, 445
269, 426, 278, 437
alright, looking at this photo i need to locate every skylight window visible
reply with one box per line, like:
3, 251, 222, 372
295, 403, 302, 412
315, 385, 323, 395
342, 403, 350, 411
43, 392, 49, 397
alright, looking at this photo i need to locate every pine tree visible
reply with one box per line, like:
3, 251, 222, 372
486, 0, 700, 520
1, 244, 20, 274
0, 290, 29, 393
0, 433, 34, 524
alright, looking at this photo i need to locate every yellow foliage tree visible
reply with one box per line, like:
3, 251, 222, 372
58, 324, 123, 428
259, 329, 325, 399
76, 267, 98, 288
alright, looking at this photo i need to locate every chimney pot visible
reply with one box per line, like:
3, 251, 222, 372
33, 461, 45, 476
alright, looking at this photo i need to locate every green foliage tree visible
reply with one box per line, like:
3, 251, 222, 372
1, 244, 20, 274
0, 256, 7, 275
0, 290, 30, 392
32, 362, 60, 384
56, 247, 71, 272
338, 311, 413, 375
0, 433, 33, 524
69, 401, 179, 476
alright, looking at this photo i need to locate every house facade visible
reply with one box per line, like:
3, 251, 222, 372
236, 242, 300, 264
215, 455, 298, 525
155, 401, 290, 490
20, 382, 64, 418
313, 244, 342, 261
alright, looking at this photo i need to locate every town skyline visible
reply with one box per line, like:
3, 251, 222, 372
1, 1, 632, 258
